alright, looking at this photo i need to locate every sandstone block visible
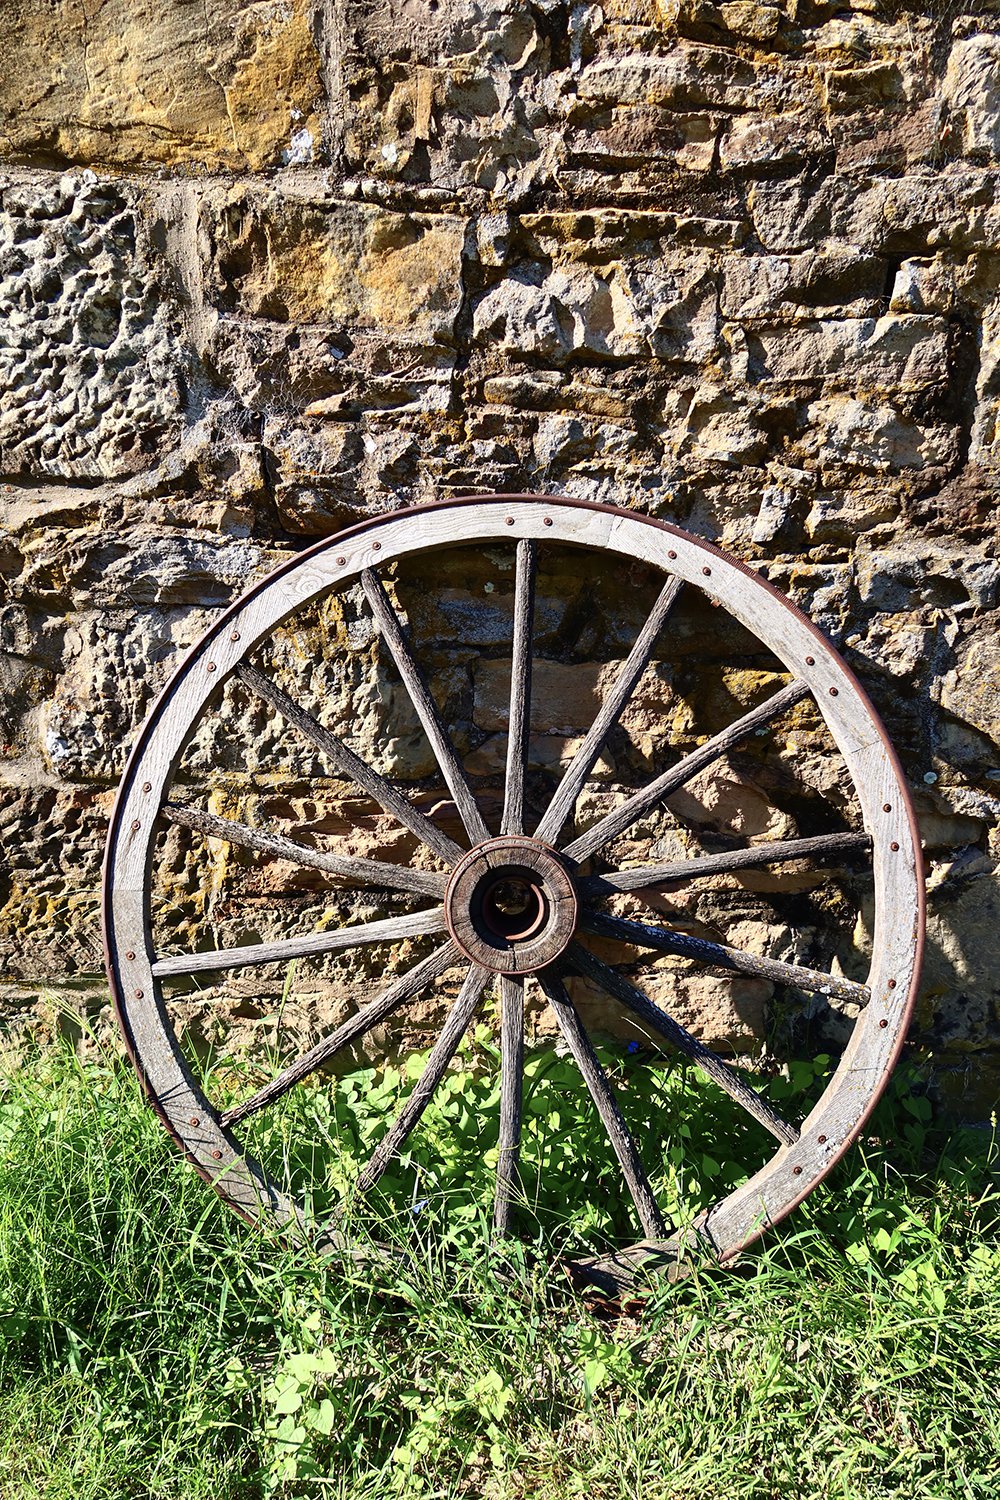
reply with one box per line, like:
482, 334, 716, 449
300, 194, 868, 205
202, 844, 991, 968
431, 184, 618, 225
943, 36, 1000, 162
666, 763, 796, 840
888, 258, 958, 316
745, 315, 948, 390
823, 60, 903, 113
803, 487, 899, 541
720, 113, 825, 171
345, 2, 553, 193
749, 176, 835, 253
264, 420, 367, 536
798, 396, 938, 478
0, 781, 108, 981
922, 872, 1000, 1036
856, 542, 1000, 613
722, 251, 885, 321
681, 388, 765, 464
212, 193, 468, 344
576, 45, 764, 112
36, 595, 232, 784
569, 966, 770, 1053
0, 0, 324, 171
0, 175, 186, 481
472, 278, 569, 359
939, 624, 1000, 757
474, 252, 718, 364
566, 107, 722, 176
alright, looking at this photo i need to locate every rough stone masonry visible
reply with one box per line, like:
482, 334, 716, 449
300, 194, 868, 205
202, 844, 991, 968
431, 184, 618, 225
0, 0, 997, 1117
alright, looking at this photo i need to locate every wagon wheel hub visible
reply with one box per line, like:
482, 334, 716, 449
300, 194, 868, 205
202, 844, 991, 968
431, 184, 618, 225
444, 836, 578, 975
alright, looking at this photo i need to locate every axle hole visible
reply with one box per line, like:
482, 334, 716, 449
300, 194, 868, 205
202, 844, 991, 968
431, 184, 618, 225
480, 873, 547, 942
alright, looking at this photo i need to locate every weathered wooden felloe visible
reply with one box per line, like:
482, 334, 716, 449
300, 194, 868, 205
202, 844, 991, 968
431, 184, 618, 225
103, 496, 924, 1288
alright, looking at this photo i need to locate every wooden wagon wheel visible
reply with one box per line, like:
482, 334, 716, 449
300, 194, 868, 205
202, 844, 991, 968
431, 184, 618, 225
102, 496, 924, 1289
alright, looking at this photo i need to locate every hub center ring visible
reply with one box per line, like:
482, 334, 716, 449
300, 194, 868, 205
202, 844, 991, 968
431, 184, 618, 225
444, 836, 578, 975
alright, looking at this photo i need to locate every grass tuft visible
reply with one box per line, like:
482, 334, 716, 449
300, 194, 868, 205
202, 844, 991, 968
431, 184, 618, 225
0, 1036, 997, 1499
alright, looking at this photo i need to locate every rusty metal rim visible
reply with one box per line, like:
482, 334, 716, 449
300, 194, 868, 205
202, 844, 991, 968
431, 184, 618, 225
102, 493, 925, 1271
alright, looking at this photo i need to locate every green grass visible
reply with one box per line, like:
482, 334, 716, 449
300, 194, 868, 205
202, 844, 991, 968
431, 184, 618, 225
0, 1035, 997, 1500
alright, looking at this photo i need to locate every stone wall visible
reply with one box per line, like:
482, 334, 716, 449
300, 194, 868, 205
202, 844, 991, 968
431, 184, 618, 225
0, 0, 997, 1117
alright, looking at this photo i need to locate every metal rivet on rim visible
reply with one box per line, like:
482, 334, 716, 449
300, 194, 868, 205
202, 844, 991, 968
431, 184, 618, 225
829, 686, 838, 696
230, 630, 240, 642
879, 1019, 889, 1028
505, 516, 514, 525
125, 950, 136, 961
372, 541, 381, 551
888, 978, 897, 989
135, 989, 144, 998
336, 556, 346, 566
543, 517, 553, 526
793, 1165, 803, 1175
805, 656, 815, 666
131, 819, 141, 831
668, 549, 677, 559
883, 803, 892, 812
142, 782, 151, 793
891, 841, 900, 851
702, 566, 711, 576
206, 662, 216, 673
817, 1135, 827, 1145
190, 1117, 200, 1128
211, 1150, 223, 1161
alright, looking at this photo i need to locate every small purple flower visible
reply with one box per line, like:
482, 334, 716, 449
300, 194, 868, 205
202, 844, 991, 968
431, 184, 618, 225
627, 1041, 641, 1055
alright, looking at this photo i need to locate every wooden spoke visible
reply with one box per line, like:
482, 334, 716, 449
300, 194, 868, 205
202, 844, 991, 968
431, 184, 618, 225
567, 944, 799, 1147
221, 941, 460, 1126
152, 906, 447, 979
582, 831, 871, 898
347, 964, 491, 1201
534, 576, 683, 847
583, 910, 870, 1008
238, 663, 463, 865
362, 569, 490, 847
162, 803, 448, 899
563, 678, 811, 864
493, 975, 525, 1237
501, 540, 537, 838
536, 970, 667, 1239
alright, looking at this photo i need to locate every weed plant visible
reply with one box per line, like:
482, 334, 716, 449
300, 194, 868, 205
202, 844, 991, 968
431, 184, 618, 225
0, 1032, 997, 1499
